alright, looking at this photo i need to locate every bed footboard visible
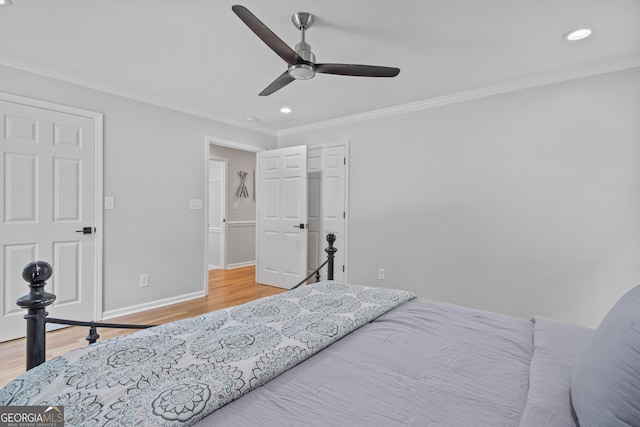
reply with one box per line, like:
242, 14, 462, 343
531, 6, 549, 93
17, 261, 154, 370
16, 234, 337, 371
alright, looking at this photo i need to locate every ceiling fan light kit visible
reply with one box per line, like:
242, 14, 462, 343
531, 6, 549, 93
289, 63, 315, 80
232, 5, 400, 96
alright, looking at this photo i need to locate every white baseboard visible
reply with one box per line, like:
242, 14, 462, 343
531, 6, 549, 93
225, 261, 256, 269
101, 290, 206, 320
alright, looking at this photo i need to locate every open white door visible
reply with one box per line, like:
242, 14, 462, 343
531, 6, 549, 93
308, 143, 347, 282
256, 145, 307, 288
0, 96, 102, 342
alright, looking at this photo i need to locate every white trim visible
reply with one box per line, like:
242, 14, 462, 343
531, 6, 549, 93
94, 110, 105, 321
4, 57, 638, 138
343, 140, 350, 283
225, 261, 256, 269
102, 290, 206, 320
226, 220, 256, 228
203, 140, 210, 296
205, 136, 266, 153
0, 61, 277, 136
0, 91, 105, 322
277, 59, 640, 137
308, 139, 349, 151
0, 91, 101, 119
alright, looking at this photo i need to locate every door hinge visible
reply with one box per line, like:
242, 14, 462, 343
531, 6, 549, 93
343, 265, 345, 272
343, 211, 345, 219
344, 157, 346, 165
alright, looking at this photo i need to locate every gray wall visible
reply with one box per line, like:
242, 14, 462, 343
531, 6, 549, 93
209, 144, 257, 267
0, 65, 276, 315
279, 67, 640, 328
4, 62, 639, 328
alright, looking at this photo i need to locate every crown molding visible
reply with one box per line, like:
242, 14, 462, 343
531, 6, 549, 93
3, 55, 639, 140
0, 58, 277, 137
277, 57, 640, 137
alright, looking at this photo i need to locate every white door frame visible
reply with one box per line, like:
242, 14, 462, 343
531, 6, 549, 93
0, 92, 104, 320
208, 156, 227, 270
203, 136, 264, 294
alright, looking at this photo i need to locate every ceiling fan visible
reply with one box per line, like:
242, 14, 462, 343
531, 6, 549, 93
232, 5, 401, 96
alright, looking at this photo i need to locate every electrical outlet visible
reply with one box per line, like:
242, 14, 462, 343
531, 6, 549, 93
378, 268, 385, 280
140, 274, 149, 288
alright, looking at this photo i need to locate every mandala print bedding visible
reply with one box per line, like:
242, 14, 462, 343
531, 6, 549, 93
0, 282, 415, 426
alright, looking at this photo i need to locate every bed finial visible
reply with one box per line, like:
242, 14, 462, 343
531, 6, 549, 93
17, 261, 56, 370
21, 260, 53, 284
325, 233, 337, 281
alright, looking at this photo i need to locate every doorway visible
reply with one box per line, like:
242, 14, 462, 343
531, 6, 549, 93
203, 136, 349, 289
205, 137, 261, 284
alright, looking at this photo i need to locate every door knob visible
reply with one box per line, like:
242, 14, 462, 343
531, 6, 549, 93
75, 227, 95, 234
292, 224, 307, 229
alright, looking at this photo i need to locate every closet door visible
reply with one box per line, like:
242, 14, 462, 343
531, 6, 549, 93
308, 144, 346, 282
0, 97, 102, 342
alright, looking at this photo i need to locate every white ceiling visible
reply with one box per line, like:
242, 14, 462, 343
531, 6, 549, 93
1, 0, 639, 134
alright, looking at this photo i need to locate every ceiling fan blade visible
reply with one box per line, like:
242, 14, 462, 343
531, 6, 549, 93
232, 5, 303, 65
259, 71, 296, 96
315, 64, 400, 77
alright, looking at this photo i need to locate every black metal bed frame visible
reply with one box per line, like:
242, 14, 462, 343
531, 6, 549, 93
16, 233, 337, 371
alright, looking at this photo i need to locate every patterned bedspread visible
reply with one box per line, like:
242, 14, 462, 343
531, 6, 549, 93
0, 282, 414, 426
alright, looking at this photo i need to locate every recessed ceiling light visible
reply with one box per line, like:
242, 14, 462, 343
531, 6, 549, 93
280, 107, 292, 114
563, 28, 592, 41
0, 0, 13, 6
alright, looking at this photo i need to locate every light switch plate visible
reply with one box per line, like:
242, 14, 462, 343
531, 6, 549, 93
189, 199, 204, 210
104, 196, 115, 210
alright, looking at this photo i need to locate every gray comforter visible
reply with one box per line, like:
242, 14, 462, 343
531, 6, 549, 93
198, 299, 593, 427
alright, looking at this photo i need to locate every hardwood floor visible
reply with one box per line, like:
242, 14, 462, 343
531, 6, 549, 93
0, 265, 284, 388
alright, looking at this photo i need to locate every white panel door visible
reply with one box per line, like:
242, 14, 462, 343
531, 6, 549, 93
308, 144, 346, 282
256, 146, 307, 288
0, 98, 99, 342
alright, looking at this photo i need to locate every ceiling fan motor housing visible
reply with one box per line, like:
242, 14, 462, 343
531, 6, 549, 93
289, 39, 315, 80
295, 40, 315, 63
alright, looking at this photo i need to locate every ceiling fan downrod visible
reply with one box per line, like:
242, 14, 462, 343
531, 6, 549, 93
289, 12, 316, 79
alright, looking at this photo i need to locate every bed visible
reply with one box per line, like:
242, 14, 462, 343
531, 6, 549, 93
2, 276, 639, 426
